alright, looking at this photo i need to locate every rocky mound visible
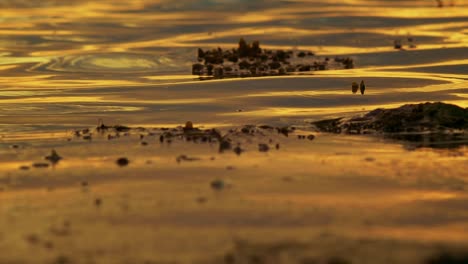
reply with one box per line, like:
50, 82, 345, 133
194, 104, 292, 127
313, 102, 468, 134
192, 38, 354, 78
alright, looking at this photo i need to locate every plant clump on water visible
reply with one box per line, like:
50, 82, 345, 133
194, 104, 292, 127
312, 102, 468, 149
313, 102, 468, 135
192, 38, 354, 79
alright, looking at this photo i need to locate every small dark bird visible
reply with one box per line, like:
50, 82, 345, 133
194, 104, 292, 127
351, 82, 359, 94
360, 80, 366, 95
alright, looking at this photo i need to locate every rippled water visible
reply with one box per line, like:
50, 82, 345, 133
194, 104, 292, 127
0, 0, 467, 135
0, 2, 467, 263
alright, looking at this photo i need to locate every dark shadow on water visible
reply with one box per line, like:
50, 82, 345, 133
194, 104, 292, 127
384, 133, 468, 150
425, 251, 468, 264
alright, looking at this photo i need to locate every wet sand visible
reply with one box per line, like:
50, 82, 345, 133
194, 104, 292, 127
1, 125, 467, 263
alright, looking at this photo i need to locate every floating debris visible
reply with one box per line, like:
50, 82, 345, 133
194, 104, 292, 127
32, 162, 49, 168
192, 38, 354, 79
307, 134, 316, 141
352, 82, 359, 94
210, 179, 225, 190
219, 139, 232, 153
233, 145, 243, 156
94, 198, 102, 207
116, 157, 130, 167
258, 143, 270, 152
19, 165, 30, 171
394, 39, 402, 49
360, 80, 366, 95
45, 149, 62, 165
176, 155, 201, 163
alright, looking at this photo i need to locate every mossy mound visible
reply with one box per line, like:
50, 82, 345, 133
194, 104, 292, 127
313, 102, 468, 134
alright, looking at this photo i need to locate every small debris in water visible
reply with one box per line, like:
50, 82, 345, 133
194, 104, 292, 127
176, 155, 201, 163
307, 134, 316, 141
32, 163, 49, 168
258, 143, 270, 152
352, 82, 359, 94
116, 157, 129, 167
94, 198, 102, 207
25, 234, 40, 245
210, 179, 225, 190
196, 197, 207, 204
233, 145, 243, 156
394, 39, 402, 49
360, 80, 366, 95
219, 139, 232, 153
19, 165, 30, 170
45, 149, 62, 165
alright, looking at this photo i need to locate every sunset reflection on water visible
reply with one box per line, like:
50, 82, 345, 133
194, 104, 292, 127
0, 1, 467, 263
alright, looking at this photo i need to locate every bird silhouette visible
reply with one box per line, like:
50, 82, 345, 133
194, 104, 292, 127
360, 80, 366, 95
351, 82, 358, 94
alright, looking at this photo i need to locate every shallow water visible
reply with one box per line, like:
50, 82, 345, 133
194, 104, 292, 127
0, 1, 468, 263
0, 0, 467, 134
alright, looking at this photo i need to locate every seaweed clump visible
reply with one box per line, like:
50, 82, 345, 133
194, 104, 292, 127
312, 102, 468, 134
192, 38, 354, 79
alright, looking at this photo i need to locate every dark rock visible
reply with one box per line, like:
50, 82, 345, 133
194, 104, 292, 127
258, 143, 269, 152
197, 48, 205, 59
233, 146, 243, 156
19, 165, 30, 170
192, 63, 204, 75
116, 157, 129, 167
313, 102, 468, 135
239, 60, 250, 70
298, 65, 311, 71
32, 162, 49, 168
210, 179, 225, 190
269, 61, 281, 70
277, 127, 291, 137
176, 155, 200, 163
394, 39, 402, 49
219, 139, 232, 153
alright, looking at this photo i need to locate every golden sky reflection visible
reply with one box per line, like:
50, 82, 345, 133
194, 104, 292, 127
0, 0, 466, 132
